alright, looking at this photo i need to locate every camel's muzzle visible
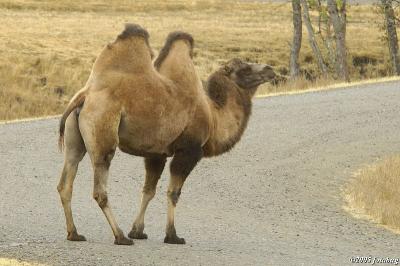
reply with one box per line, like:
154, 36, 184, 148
243, 64, 276, 88
256, 64, 277, 82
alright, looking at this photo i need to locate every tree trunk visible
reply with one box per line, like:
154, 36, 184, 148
289, 0, 302, 78
316, 0, 336, 70
382, 0, 400, 75
327, 0, 350, 81
300, 0, 328, 75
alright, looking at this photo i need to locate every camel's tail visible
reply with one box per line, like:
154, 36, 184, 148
58, 88, 87, 152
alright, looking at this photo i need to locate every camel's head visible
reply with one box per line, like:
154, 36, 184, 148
223, 58, 276, 92
206, 58, 277, 108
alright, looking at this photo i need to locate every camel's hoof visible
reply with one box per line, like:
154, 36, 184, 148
67, 231, 86, 242
164, 235, 185, 244
114, 235, 134, 245
128, 229, 148, 239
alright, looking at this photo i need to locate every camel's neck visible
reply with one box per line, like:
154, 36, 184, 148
203, 74, 252, 157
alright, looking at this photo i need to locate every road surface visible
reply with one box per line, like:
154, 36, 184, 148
1, 81, 400, 265
249, 0, 377, 4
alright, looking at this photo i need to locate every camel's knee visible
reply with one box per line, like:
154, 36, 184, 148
143, 187, 156, 199
57, 183, 64, 193
57, 161, 80, 191
58, 185, 72, 204
93, 150, 115, 169
93, 191, 108, 209
57, 183, 69, 195
167, 189, 181, 207
103, 151, 115, 168
65, 150, 85, 165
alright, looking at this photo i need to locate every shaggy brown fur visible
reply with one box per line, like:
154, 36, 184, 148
57, 24, 277, 246
201, 58, 276, 156
201, 68, 252, 156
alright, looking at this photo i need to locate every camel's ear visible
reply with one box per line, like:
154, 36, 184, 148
223, 64, 234, 75
222, 58, 244, 75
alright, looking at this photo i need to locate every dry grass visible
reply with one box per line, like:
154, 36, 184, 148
0, 258, 46, 266
0, 0, 392, 120
344, 155, 400, 233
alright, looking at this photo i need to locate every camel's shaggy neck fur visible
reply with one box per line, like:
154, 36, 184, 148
202, 69, 253, 157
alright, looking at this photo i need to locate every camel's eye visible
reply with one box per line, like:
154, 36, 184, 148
237, 65, 252, 76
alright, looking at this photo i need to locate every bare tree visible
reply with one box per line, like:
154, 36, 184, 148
315, 0, 336, 70
381, 0, 400, 75
290, 0, 302, 78
300, 0, 328, 75
327, 0, 350, 81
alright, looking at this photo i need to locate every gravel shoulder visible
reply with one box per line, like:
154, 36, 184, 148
0, 81, 400, 265
247, 0, 377, 4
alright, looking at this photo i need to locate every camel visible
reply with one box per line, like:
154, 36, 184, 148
57, 23, 277, 245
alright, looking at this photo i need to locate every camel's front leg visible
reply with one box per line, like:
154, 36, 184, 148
129, 155, 166, 239
165, 144, 203, 244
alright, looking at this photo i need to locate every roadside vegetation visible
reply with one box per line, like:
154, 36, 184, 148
0, 258, 45, 266
344, 155, 400, 232
0, 0, 395, 120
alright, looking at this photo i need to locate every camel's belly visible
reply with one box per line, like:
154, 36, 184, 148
117, 111, 188, 156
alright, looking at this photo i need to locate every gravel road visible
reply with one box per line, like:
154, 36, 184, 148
247, 0, 378, 4
1, 81, 400, 265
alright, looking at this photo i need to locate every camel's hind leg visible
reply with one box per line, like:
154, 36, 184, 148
91, 153, 132, 245
164, 142, 202, 244
57, 111, 86, 241
79, 102, 133, 245
128, 155, 166, 239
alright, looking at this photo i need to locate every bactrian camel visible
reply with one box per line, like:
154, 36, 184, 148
57, 23, 277, 245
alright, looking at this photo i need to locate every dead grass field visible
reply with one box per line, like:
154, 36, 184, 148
344, 155, 400, 233
0, 0, 392, 120
0, 258, 46, 266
